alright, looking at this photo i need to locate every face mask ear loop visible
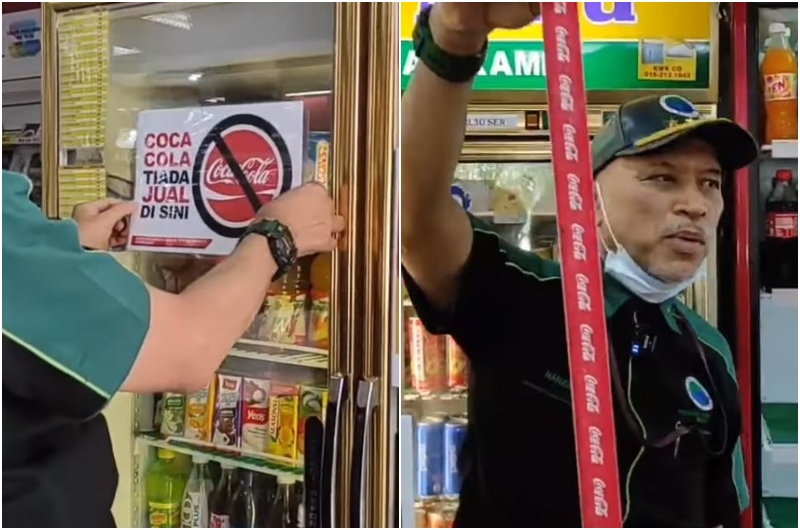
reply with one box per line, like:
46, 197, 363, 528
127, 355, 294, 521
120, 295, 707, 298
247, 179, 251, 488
596, 183, 621, 253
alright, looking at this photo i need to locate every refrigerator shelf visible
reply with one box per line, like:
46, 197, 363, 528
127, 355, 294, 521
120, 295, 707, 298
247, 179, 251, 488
231, 340, 328, 369
762, 140, 798, 160
137, 433, 304, 482
403, 390, 468, 402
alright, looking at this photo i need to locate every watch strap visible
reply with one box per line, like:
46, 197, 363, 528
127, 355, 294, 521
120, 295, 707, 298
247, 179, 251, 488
412, 4, 488, 84
240, 219, 297, 280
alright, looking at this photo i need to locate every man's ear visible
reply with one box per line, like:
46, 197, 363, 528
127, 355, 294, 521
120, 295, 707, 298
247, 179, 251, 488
593, 181, 603, 228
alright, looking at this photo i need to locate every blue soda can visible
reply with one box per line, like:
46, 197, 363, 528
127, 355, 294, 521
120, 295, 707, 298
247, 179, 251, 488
443, 416, 468, 497
416, 416, 444, 498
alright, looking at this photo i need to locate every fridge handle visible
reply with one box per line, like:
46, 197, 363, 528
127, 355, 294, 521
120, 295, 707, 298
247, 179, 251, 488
303, 416, 324, 528
349, 377, 379, 528
320, 372, 347, 528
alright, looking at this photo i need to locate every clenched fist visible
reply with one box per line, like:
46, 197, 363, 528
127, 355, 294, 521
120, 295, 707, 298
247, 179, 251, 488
255, 183, 345, 257
430, 2, 541, 55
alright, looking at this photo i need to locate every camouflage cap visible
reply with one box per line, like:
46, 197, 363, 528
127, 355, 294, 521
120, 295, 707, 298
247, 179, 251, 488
591, 94, 759, 175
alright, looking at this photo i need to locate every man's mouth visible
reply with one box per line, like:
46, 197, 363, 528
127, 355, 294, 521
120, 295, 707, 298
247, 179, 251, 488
667, 230, 706, 249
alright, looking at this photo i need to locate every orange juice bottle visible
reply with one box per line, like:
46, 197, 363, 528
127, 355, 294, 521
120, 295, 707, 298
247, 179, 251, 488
763, 22, 798, 143
309, 253, 331, 350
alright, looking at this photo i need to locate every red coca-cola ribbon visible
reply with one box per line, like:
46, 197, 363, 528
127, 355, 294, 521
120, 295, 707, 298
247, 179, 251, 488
540, 3, 623, 527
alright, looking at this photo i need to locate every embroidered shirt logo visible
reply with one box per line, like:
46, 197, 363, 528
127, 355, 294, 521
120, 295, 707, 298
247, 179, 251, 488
684, 376, 713, 411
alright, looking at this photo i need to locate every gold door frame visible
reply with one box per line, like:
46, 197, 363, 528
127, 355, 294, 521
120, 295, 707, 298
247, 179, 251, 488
362, 3, 399, 527
331, 3, 369, 526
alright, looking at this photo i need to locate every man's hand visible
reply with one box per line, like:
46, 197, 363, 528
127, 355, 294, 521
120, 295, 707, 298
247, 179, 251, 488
255, 183, 345, 257
72, 198, 137, 250
430, 2, 540, 55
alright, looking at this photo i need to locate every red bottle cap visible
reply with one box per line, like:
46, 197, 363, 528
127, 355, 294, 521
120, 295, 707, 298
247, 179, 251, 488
776, 169, 794, 182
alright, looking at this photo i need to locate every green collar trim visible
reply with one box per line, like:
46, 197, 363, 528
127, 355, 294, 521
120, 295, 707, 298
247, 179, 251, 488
603, 274, 682, 329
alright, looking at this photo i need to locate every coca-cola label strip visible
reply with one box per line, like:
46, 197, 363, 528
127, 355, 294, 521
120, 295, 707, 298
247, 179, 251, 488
541, 3, 623, 527
128, 101, 305, 256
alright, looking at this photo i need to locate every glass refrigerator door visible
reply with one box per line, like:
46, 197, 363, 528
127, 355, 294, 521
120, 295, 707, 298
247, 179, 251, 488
401, 155, 556, 528
47, 3, 339, 527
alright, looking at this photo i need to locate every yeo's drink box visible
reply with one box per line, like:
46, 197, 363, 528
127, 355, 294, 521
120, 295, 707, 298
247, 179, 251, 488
212, 374, 242, 447
241, 377, 271, 453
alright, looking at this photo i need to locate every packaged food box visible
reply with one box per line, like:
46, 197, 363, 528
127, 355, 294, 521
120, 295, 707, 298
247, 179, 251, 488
298, 385, 328, 463
160, 392, 185, 437
266, 384, 300, 461
212, 374, 242, 447
241, 377, 271, 453
184, 382, 214, 441
305, 131, 331, 187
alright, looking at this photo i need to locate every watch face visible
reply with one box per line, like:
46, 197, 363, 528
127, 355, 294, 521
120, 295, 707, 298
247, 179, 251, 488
273, 237, 290, 259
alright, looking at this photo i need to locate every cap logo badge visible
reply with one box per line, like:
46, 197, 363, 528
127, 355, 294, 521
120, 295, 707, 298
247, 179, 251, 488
659, 95, 701, 120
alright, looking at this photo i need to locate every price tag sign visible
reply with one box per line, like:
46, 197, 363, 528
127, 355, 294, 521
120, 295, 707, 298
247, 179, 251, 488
541, 3, 622, 527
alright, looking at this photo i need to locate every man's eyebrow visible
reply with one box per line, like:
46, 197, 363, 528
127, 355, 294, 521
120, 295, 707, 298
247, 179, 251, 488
650, 160, 722, 176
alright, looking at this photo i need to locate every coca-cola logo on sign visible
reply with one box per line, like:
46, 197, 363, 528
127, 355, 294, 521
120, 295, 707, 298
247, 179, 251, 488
192, 114, 293, 238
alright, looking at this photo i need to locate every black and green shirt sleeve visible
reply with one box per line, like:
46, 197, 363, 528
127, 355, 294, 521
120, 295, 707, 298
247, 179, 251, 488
2, 170, 151, 418
402, 213, 562, 361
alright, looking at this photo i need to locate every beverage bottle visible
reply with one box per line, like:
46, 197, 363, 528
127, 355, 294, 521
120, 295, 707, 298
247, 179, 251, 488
308, 253, 331, 349
762, 22, 798, 143
146, 449, 189, 528
209, 463, 236, 528
230, 470, 262, 528
180, 455, 214, 528
264, 477, 294, 528
764, 169, 798, 289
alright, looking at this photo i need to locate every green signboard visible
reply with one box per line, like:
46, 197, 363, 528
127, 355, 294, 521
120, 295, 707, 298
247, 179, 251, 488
400, 40, 711, 92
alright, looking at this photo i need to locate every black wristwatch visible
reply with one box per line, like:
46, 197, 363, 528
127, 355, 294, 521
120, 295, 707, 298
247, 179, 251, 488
239, 219, 297, 280
413, 3, 488, 84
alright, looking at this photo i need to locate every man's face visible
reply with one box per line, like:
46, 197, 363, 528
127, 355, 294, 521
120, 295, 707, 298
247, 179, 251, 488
595, 138, 724, 282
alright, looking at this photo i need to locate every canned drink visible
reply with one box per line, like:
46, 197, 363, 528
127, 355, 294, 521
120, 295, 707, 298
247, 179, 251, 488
443, 416, 468, 497
445, 336, 469, 392
408, 317, 446, 395
415, 416, 444, 498
427, 503, 456, 527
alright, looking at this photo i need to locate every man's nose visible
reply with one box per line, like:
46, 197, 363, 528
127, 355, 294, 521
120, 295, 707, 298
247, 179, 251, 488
675, 186, 708, 220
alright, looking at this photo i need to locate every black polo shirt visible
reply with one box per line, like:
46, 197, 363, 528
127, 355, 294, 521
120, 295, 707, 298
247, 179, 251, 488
3, 170, 150, 527
403, 214, 749, 528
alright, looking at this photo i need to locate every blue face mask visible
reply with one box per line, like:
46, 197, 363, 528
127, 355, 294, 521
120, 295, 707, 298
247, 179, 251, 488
596, 185, 705, 304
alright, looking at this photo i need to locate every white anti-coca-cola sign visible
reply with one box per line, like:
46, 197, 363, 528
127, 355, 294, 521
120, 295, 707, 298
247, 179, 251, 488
129, 102, 304, 255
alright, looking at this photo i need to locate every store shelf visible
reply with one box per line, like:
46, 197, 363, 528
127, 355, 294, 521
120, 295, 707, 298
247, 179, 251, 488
763, 497, 798, 529
404, 390, 467, 402
761, 407, 798, 499
764, 404, 798, 445
762, 141, 799, 160
231, 340, 328, 369
137, 433, 303, 482
469, 210, 557, 219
